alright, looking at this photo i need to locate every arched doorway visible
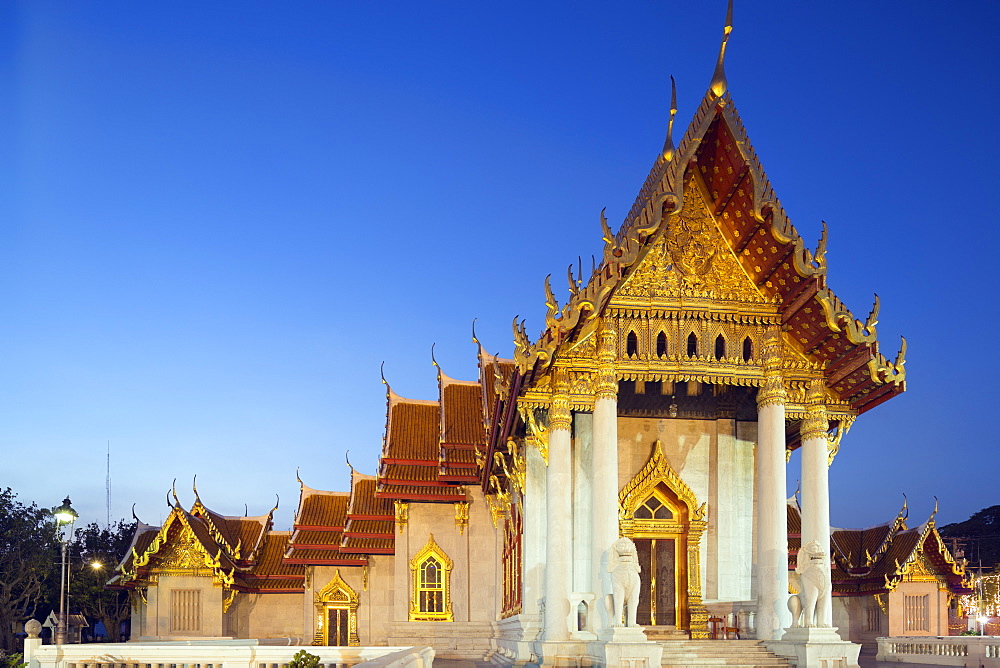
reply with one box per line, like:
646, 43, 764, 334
314, 570, 360, 646
619, 441, 709, 638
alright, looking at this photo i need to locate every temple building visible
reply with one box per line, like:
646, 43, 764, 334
109, 6, 971, 667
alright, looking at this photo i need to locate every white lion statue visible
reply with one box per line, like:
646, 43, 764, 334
607, 536, 641, 628
795, 539, 831, 628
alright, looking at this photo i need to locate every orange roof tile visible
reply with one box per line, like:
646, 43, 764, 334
384, 399, 440, 461
441, 379, 486, 447
250, 533, 303, 579
348, 473, 394, 518
376, 483, 465, 500
295, 489, 349, 528
283, 548, 366, 564
340, 536, 394, 553
290, 530, 343, 547
381, 463, 440, 483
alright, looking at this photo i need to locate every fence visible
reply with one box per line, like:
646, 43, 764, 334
877, 636, 1000, 667
22, 639, 434, 668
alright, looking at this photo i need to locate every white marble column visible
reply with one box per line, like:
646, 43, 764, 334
800, 378, 833, 627
755, 330, 790, 640
591, 326, 619, 632
544, 368, 572, 641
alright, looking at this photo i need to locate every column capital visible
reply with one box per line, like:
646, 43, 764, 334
757, 327, 787, 409
800, 377, 829, 442
595, 324, 617, 401
550, 367, 572, 431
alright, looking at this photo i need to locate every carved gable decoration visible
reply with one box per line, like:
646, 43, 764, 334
903, 550, 946, 585
149, 522, 215, 576
316, 569, 359, 604
615, 178, 769, 304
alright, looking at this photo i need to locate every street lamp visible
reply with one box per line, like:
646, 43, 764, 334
54, 497, 78, 645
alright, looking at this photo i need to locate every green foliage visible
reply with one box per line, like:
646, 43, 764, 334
69, 520, 137, 642
940, 505, 1000, 570
0, 489, 58, 653
2, 652, 27, 668
287, 649, 321, 668
960, 629, 982, 636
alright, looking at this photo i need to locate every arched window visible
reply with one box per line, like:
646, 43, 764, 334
687, 332, 698, 357
419, 558, 444, 613
626, 331, 638, 358
656, 331, 667, 358
633, 493, 674, 520
742, 337, 753, 362
409, 534, 453, 621
714, 334, 726, 360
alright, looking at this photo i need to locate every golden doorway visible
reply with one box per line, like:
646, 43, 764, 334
313, 570, 360, 646
619, 441, 709, 638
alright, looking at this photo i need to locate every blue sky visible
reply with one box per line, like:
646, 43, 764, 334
2, 1, 997, 532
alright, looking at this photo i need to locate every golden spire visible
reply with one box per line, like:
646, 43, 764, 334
709, 0, 733, 98
661, 75, 678, 161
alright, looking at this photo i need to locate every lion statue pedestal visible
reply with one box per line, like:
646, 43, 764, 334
764, 540, 861, 668
587, 538, 663, 668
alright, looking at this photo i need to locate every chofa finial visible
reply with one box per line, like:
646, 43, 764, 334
662, 75, 678, 161
709, 0, 733, 98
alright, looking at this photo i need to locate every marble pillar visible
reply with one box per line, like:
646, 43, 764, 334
544, 370, 572, 641
755, 330, 790, 640
591, 326, 619, 632
800, 378, 833, 627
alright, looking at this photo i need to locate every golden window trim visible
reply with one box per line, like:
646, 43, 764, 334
409, 534, 454, 622
313, 569, 360, 646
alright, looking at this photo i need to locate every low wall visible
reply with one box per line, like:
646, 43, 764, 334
876, 636, 1000, 667
23, 639, 433, 668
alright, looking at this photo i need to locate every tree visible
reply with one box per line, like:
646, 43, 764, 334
69, 521, 136, 642
940, 505, 1000, 571
0, 489, 58, 653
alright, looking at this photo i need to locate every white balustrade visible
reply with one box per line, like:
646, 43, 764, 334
22, 639, 434, 668
876, 636, 1000, 667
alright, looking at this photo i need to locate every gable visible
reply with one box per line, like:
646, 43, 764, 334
614, 176, 771, 307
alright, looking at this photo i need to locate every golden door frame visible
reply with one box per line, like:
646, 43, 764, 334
313, 570, 360, 646
618, 440, 710, 639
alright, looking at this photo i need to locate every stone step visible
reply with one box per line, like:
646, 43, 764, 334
657, 640, 793, 668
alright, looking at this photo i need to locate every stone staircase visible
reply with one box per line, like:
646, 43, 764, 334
657, 640, 793, 667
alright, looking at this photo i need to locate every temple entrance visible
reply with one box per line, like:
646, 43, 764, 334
618, 441, 710, 638
634, 537, 677, 626
313, 570, 360, 646
326, 607, 351, 646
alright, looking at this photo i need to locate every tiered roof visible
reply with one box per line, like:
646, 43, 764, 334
284, 484, 363, 565
110, 493, 305, 595
787, 499, 972, 597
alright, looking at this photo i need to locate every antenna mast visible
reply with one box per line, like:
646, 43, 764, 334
106, 440, 111, 528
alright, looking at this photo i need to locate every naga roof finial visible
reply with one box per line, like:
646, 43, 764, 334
380, 360, 393, 400
471, 318, 480, 346
709, 0, 734, 98
661, 75, 678, 161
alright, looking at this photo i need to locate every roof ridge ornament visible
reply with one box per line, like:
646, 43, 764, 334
709, 0, 734, 99
661, 75, 678, 161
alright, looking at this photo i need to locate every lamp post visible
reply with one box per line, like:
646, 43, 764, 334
54, 497, 78, 645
